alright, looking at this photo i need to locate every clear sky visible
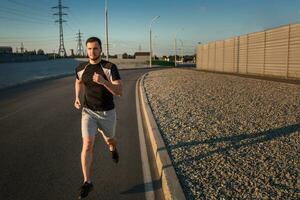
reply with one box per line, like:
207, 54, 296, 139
0, 0, 300, 56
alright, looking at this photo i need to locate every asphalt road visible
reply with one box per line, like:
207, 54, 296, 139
0, 68, 159, 200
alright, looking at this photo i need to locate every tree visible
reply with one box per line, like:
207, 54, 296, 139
122, 53, 128, 59
37, 49, 45, 55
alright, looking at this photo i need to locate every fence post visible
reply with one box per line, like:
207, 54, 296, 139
208, 43, 210, 70
246, 34, 249, 74
237, 36, 240, 73
263, 31, 266, 76
201, 45, 204, 69
233, 38, 235, 72
223, 40, 225, 72
286, 24, 291, 79
214, 42, 217, 71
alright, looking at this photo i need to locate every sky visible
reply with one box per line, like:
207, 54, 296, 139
0, 0, 300, 56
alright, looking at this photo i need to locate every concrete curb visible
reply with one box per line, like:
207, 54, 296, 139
137, 73, 186, 200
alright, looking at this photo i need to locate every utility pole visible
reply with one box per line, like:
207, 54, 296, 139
149, 16, 160, 68
104, 0, 109, 60
52, 0, 68, 57
76, 30, 84, 57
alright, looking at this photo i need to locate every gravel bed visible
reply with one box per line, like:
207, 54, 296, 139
143, 68, 300, 200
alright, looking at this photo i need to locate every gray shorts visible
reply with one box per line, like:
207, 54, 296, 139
81, 107, 116, 138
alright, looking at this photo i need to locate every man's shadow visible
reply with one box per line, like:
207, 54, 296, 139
120, 123, 300, 196
170, 123, 300, 165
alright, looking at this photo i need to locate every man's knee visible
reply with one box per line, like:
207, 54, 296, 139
82, 138, 95, 152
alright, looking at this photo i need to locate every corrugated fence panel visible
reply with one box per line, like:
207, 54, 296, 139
265, 25, 289, 77
289, 24, 300, 78
196, 45, 202, 69
224, 38, 235, 72
208, 42, 216, 70
196, 22, 300, 79
238, 35, 248, 74
234, 37, 239, 73
215, 41, 224, 72
247, 31, 265, 75
202, 44, 209, 69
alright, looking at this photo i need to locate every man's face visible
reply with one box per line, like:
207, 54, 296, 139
87, 41, 101, 61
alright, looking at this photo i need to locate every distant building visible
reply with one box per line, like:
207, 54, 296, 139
0, 46, 13, 54
134, 52, 150, 62
117, 54, 123, 59
162, 56, 169, 61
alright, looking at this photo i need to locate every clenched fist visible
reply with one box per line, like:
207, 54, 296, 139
74, 98, 81, 109
93, 72, 107, 85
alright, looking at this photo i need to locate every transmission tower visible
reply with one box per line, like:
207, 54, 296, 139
20, 42, 24, 53
76, 30, 84, 57
52, 0, 68, 57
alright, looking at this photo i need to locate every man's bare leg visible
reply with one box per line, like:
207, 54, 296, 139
106, 138, 116, 150
81, 136, 95, 182
98, 129, 116, 150
98, 129, 119, 163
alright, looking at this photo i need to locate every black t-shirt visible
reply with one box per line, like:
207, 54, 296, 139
75, 59, 121, 111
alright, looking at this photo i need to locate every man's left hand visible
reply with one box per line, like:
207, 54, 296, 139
93, 72, 106, 85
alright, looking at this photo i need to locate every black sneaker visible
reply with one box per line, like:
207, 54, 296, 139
110, 147, 119, 163
78, 182, 93, 199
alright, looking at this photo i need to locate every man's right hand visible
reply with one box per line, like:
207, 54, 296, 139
74, 99, 81, 109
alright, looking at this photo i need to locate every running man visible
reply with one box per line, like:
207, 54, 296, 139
74, 37, 123, 199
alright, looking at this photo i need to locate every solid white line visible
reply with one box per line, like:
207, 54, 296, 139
136, 77, 155, 200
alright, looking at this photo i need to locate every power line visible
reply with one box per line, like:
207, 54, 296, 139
0, 37, 76, 43
0, 33, 75, 40
67, 8, 84, 31
26, 0, 54, 7
65, 22, 76, 32
0, 8, 53, 23
6, 0, 52, 13
0, 5, 52, 18
0, 15, 55, 25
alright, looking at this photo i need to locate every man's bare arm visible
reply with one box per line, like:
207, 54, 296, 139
74, 78, 83, 109
92, 73, 123, 96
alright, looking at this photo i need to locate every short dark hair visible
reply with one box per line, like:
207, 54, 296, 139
86, 37, 102, 49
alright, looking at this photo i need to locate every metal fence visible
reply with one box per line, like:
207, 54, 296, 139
196, 23, 300, 79
0, 54, 48, 63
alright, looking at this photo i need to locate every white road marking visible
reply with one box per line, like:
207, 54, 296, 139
136, 77, 155, 200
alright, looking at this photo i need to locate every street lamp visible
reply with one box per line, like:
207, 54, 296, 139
149, 16, 160, 68
174, 28, 184, 67
104, 0, 109, 61
178, 39, 184, 63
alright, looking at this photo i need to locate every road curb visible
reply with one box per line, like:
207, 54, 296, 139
137, 73, 186, 200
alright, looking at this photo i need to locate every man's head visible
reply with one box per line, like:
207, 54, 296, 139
86, 37, 102, 61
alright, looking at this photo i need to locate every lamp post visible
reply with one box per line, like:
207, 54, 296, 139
149, 16, 160, 68
105, 0, 109, 61
153, 35, 158, 60
178, 39, 184, 63
174, 28, 184, 67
